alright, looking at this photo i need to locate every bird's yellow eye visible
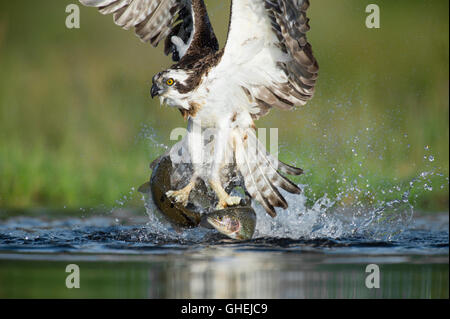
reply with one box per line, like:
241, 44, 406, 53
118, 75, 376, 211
166, 78, 174, 86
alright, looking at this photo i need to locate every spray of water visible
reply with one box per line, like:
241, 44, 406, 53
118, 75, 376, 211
137, 112, 448, 242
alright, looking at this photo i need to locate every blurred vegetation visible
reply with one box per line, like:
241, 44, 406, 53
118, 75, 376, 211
0, 0, 448, 211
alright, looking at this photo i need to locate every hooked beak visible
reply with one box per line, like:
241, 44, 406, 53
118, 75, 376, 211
151, 84, 161, 98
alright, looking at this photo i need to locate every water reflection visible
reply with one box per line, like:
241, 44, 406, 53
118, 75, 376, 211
0, 251, 447, 298
0, 213, 447, 298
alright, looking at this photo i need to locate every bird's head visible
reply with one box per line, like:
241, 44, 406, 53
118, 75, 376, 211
151, 69, 192, 109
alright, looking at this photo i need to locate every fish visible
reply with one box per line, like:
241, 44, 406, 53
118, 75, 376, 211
139, 155, 203, 229
206, 207, 257, 240
139, 153, 257, 238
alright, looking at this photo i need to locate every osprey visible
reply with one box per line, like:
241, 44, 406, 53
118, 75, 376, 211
80, 0, 319, 217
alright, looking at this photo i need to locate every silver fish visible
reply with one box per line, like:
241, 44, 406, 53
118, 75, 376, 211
207, 207, 256, 240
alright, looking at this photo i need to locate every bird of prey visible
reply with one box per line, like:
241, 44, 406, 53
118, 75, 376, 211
79, 0, 319, 217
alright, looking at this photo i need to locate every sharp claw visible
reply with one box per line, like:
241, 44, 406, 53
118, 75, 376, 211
216, 195, 242, 210
166, 190, 189, 207
216, 202, 226, 210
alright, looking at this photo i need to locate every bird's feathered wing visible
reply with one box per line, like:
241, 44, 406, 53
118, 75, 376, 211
79, 0, 219, 61
210, 0, 319, 217
217, 0, 318, 119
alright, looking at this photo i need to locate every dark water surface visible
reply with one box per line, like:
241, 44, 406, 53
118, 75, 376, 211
0, 210, 448, 298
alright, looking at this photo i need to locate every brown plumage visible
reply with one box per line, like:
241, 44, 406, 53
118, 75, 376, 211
80, 0, 218, 62
251, 0, 319, 119
174, 49, 224, 94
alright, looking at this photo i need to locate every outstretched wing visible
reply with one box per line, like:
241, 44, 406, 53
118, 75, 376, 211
79, 0, 219, 61
216, 0, 319, 119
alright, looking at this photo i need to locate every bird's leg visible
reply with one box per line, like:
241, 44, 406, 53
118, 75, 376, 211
166, 174, 198, 207
166, 119, 202, 207
210, 179, 242, 209
209, 125, 241, 210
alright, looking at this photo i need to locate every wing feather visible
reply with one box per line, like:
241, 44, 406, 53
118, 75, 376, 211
234, 132, 277, 217
217, 0, 319, 119
79, 0, 218, 61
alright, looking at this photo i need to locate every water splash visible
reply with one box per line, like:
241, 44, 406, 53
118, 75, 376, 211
137, 99, 448, 242
137, 123, 169, 152
142, 177, 417, 242
140, 154, 448, 243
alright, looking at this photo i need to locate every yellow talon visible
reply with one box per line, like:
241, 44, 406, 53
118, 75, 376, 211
166, 178, 197, 207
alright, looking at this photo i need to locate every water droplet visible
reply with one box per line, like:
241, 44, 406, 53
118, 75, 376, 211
428, 156, 434, 162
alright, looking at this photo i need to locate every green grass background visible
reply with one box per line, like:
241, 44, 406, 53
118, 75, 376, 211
0, 0, 448, 211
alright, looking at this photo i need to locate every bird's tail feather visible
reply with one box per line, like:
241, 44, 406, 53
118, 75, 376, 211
234, 128, 302, 217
